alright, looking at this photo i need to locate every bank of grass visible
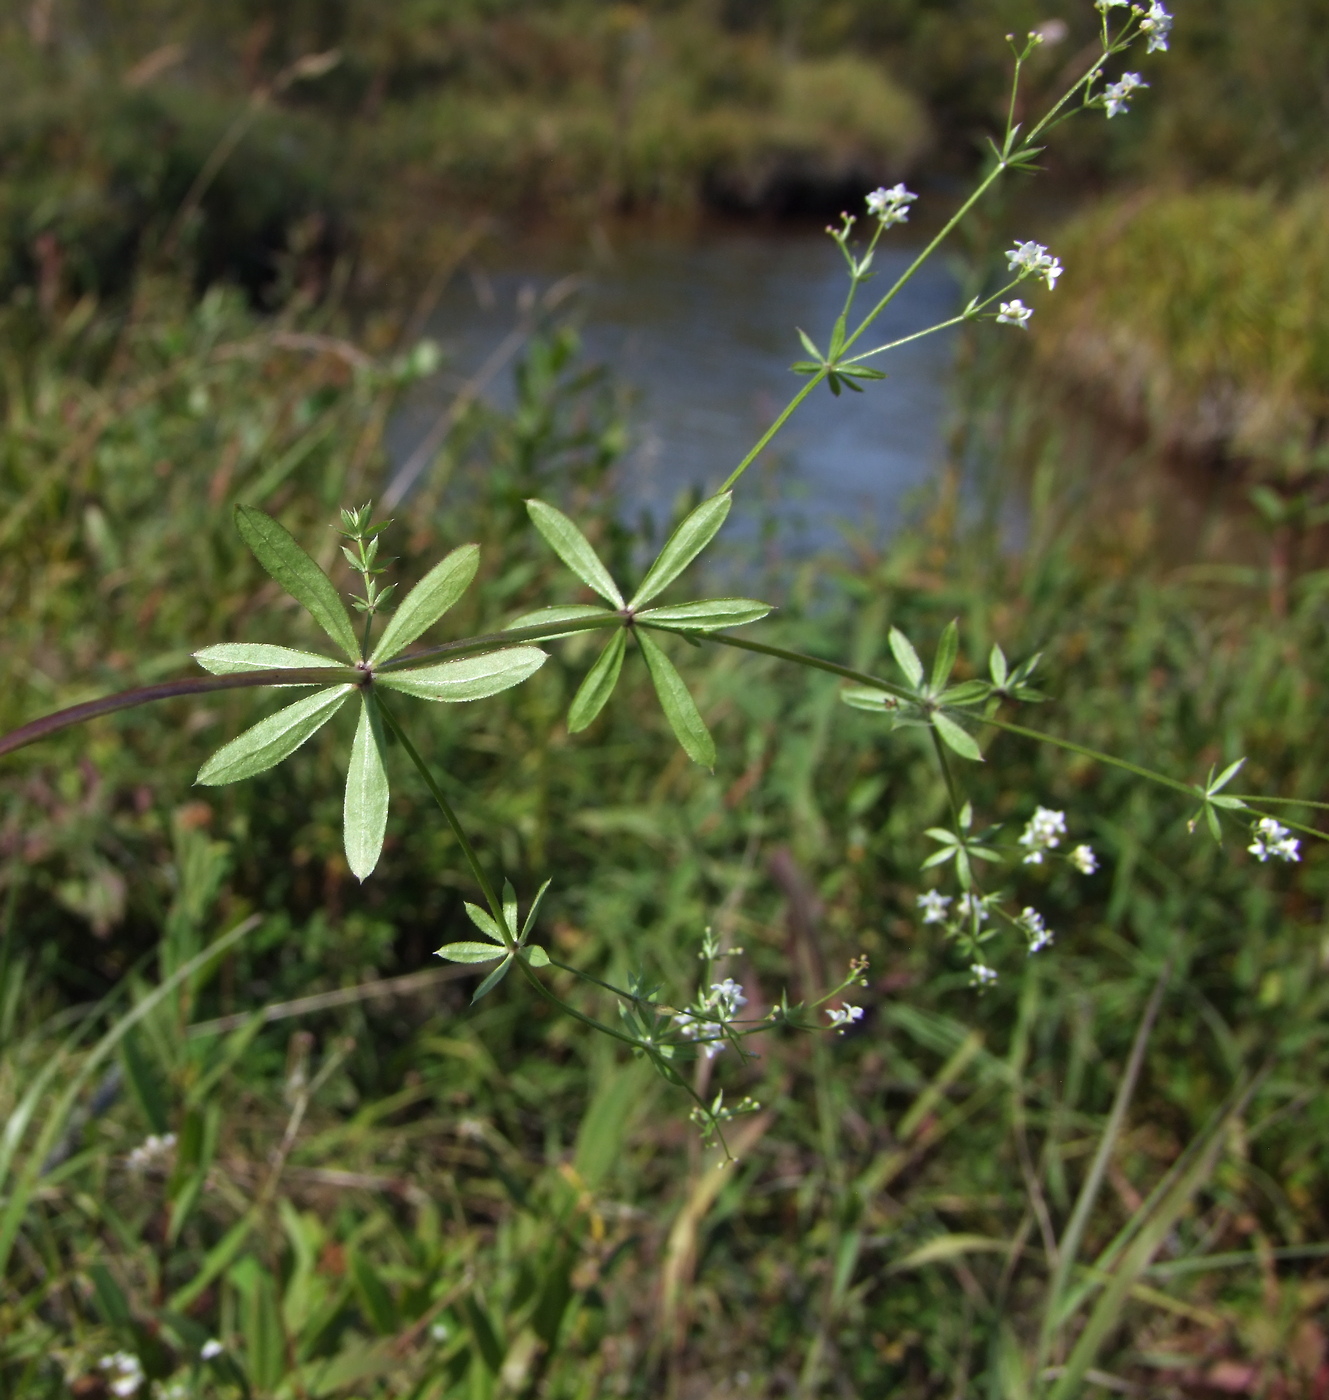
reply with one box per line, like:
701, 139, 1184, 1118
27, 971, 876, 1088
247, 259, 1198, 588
2, 275, 1329, 1394
1032, 184, 1329, 479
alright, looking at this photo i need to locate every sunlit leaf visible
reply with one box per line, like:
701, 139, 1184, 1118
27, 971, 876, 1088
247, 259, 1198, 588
526, 499, 624, 607
636, 628, 715, 768
435, 942, 507, 964
889, 627, 924, 688
506, 604, 613, 640
465, 902, 507, 945
629, 493, 732, 609
521, 878, 553, 940
193, 643, 345, 676
931, 619, 959, 692
635, 597, 772, 632
376, 647, 546, 701
522, 946, 550, 967
369, 544, 479, 664
196, 685, 353, 786
933, 711, 984, 762
235, 505, 359, 660
568, 630, 626, 733
344, 694, 389, 882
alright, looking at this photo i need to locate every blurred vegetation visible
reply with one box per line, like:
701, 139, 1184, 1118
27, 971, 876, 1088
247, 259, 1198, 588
4, 1, 1329, 1396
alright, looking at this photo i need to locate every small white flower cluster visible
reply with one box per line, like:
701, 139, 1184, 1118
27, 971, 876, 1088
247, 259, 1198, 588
969, 964, 999, 988
826, 1004, 864, 1033
1248, 817, 1300, 864
674, 978, 748, 1058
997, 300, 1033, 330
866, 183, 917, 227
126, 1133, 176, 1172
1104, 71, 1148, 118
1138, 1, 1172, 51
1019, 806, 1068, 864
1018, 907, 1055, 954
1069, 844, 1099, 875
1007, 241, 1063, 290
99, 1353, 144, 1399
154, 1380, 190, 1400
917, 889, 951, 924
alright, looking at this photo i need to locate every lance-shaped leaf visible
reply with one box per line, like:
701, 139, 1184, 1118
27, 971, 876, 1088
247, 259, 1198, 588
194, 643, 347, 676
376, 647, 546, 701
636, 628, 715, 769
520, 878, 552, 942
568, 630, 627, 733
932, 711, 984, 762
635, 598, 772, 632
196, 685, 353, 786
235, 505, 359, 661
471, 956, 514, 1002
344, 693, 389, 882
369, 544, 480, 664
522, 946, 550, 967
931, 620, 959, 693
840, 686, 900, 713
629, 492, 732, 609
464, 902, 508, 945
506, 604, 614, 641
436, 942, 508, 964
889, 627, 925, 689
526, 500, 623, 607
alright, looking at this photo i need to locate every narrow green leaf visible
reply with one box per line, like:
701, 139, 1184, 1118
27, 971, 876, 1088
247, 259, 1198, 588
1205, 804, 1222, 842
193, 643, 345, 676
196, 685, 352, 785
502, 881, 518, 943
520, 878, 553, 940
989, 642, 1008, 688
522, 946, 551, 968
829, 312, 847, 357
933, 711, 984, 762
797, 327, 823, 361
841, 366, 887, 381
841, 687, 892, 712
1210, 795, 1247, 810
344, 694, 390, 882
939, 679, 991, 706
472, 955, 514, 1002
629, 493, 732, 609
636, 628, 716, 768
376, 647, 546, 701
369, 544, 479, 664
235, 505, 359, 660
526, 500, 623, 606
464, 902, 507, 945
1210, 758, 1246, 794
931, 620, 960, 692
435, 942, 507, 964
635, 597, 772, 632
922, 848, 956, 869
507, 603, 613, 640
568, 631, 626, 733
889, 627, 925, 688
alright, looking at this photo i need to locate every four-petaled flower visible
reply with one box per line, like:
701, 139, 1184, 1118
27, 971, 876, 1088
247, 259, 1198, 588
997, 300, 1033, 329
917, 889, 953, 924
866, 183, 918, 227
827, 1004, 865, 1033
1249, 817, 1300, 864
1104, 72, 1148, 118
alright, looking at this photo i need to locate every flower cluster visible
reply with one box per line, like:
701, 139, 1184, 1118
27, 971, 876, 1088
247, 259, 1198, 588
1069, 843, 1099, 875
826, 1004, 864, 1033
201, 1340, 224, 1362
1139, 1, 1172, 51
1103, 71, 1148, 117
917, 889, 952, 924
126, 1132, 176, 1171
1019, 806, 1068, 864
674, 978, 748, 1058
970, 964, 999, 988
1248, 817, 1300, 864
997, 300, 1033, 330
1018, 907, 1055, 954
1007, 241, 1064, 290
99, 1353, 144, 1399
866, 183, 918, 227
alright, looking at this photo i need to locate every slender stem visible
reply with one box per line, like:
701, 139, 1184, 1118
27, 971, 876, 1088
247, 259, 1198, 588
983, 717, 1197, 798
0, 668, 363, 760
374, 695, 503, 925
930, 726, 964, 827
698, 631, 913, 700
720, 373, 825, 493
840, 315, 968, 366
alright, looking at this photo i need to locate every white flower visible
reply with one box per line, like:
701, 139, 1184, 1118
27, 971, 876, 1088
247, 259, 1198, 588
1248, 817, 1300, 864
429, 1322, 450, 1343
827, 1004, 864, 1033
969, 963, 999, 987
100, 1354, 144, 1398
958, 892, 990, 925
674, 979, 748, 1059
917, 890, 952, 924
126, 1133, 176, 1172
1019, 806, 1067, 864
1031, 19, 1069, 45
1006, 241, 1063, 289
1018, 907, 1055, 953
1069, 844, 1099, 875
1096, 0, 1129, 9
1104, 71, 1148, 117
866, 183, 917, 226
997, 300, 1033, 329
1139, 1, 1172, 52
200, 1339, 224, 1361
709, 978, 748, 1019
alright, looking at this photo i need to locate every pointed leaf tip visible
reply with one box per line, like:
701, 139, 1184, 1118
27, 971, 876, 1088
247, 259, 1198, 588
526, 500, 624, 607
629, 493, 732, 609
636, 628, 716, 768
344, 694, 389, 881
370, 543, 480, 664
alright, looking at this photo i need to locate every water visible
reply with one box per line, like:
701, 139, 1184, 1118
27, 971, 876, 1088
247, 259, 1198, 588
388, 227, 960, 553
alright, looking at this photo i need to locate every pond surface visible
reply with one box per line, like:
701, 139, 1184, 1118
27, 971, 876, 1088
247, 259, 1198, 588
389, 226, 961, 553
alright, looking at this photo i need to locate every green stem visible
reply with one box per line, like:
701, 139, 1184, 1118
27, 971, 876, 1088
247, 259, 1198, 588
929, 725, 964, 828
374, 695, 503, 927
983, 717, 1197, 799
699, 631, 913, 700
720, 372, 824, 493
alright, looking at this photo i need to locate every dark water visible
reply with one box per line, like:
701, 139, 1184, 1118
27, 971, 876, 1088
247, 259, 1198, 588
389, 227, 960, 552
